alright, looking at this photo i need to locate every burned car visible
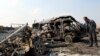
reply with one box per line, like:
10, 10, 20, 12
35, 16, 87, 44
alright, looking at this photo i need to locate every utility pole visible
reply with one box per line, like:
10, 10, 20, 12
43, 19, 44, 23
34, 20, 36, 23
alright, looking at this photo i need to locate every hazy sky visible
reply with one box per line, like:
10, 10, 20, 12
0, 0, 100, 26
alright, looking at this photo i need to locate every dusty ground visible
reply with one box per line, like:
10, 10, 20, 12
50, 33, 100, 56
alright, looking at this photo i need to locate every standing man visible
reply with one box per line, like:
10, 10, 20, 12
84, 17, 98, 47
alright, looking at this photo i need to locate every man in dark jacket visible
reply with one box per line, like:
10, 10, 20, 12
84, 17, 98, 47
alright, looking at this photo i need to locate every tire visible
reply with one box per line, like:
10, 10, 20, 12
64, 35, 73, 44
33, 38, 47, 56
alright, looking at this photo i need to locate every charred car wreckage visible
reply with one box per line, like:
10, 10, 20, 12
0, 16, 92, 56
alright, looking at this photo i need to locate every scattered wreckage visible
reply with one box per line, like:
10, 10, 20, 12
0, 23, 49, 56
0, 16, 89, 56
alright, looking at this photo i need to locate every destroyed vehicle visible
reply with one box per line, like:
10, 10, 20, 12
39, 16, 87, 43
0, 24, 49, 56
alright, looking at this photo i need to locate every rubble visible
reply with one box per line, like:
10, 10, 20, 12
0, 16, 99, 56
